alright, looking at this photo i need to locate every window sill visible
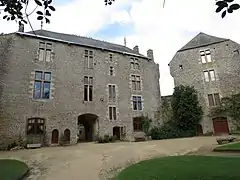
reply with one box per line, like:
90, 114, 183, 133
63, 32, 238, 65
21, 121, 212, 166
31, 98, 52, 102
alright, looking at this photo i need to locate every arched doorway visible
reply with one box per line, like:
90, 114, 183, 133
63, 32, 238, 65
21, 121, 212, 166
78, 114, 98, 142
51, 129, 59, 144
64, 129, 71, 143
113, 126, 120, 140
196, 124, 203, 136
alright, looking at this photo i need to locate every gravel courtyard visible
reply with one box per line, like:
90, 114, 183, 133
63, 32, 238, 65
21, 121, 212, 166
0, 137, 217, 180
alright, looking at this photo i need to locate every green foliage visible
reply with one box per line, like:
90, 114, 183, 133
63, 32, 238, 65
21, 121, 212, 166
161, 97, 173, 123
211, 93, 240, 128
171, 85, 203, 133
59, 133, 67, 146
96, 135, 117, 143
7, 141, 18, 150
140, 115, 152, 136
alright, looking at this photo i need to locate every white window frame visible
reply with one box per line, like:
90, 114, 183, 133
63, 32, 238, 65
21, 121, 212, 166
84, 76, 93, 101
109, 106, 117, 121
108, 84, 116, 102
200, 49, 212, 64
203, 69, 216, 82
130, 57, 140, 70
38, 42, 52, 62
132, 95, 143, 111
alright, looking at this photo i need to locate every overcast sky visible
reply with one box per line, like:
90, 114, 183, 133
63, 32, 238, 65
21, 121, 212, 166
1, 0, 240, 95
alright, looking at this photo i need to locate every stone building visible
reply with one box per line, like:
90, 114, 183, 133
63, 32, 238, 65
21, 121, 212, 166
0, 28, 161, 147
169, 32, 240, 135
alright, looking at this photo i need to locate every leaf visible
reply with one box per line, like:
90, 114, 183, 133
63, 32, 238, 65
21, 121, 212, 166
48, 0, 52, 4
45, 17, 50, 24
221, 10, 227, 18
37, 16, 43, 20
22, 19, 28, 24
229, 3, 240, 10
3, 15, 7, 19
45, 10, 51, 16
48, 6, 55, 11
216, 6, 225, 13
228, 8, 233, 13
11, 16, 15, 20
34, 0, 42, 6
225, 0, 234, 2
7, 17, 10, 21
36, 11, 43, 15
216, 1, 228, 7
44, 1, 48, 9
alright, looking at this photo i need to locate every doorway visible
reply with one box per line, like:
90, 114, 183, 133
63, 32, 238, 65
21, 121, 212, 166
51, 129, 59, 144
113, 126, 121, 140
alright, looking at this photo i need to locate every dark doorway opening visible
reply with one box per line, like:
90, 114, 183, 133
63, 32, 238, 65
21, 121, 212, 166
113, 126, 121, 140
78, 114, 98, 142
196, 124, 203, 136
51, 129, 59, 144
64, 129, 71, 144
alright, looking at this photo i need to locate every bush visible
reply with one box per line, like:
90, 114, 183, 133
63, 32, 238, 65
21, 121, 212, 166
96, 135, 117, 143
109, 135, 117, 142
103, 135, 110, 143
7, 141, 18, 150
59, 134, 67, 146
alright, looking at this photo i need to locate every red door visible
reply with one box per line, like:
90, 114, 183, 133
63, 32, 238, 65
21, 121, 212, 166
212, 117, 229, 135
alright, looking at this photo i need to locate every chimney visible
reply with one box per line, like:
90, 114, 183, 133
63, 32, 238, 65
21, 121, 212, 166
18, 24, 24, 32
124, 37, 126, 47
147, 49, 154, 60
133, 45, 139, 53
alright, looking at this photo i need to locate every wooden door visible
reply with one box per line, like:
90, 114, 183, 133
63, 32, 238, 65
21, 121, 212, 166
213, 117, 229, 135
51, 129, 59, 144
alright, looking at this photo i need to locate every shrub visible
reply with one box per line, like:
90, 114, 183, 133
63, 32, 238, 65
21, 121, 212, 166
110, 135, 117, 142
7, 141, 18, 150
59, 134, 67, 146
103, 135, 110, 143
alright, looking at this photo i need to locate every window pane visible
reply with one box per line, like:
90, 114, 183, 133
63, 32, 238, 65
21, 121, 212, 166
136, 76, 140, 81
112, 85, 116, 102
89, 50, 93, 56
34, 81, 41, 99
214, 93, 220, 106
133, 100, 137, 110
89, 77, 93, 85
43, 82, 50, 99
113, 107, 116, 120
89, 86, 93, 101
39, 42, 45, 48
208, 94, 214, 106
84, 85, 88, 101
46, 43, 52, 49
39, 49, 45, 61
209, 70, 215, 81
132, 80, 136, 90
135, 63, 140, 70
84, 76, 88, 84
110, 67, 113, 76
137, 101, 142, 110
46, 50, 51, 62
109, 107, 113, 120
136, 81, 141, 90
133, 96, 137, 101
84, 56, 88, 68
206, 54, 211, 62
130, 62, 134, 69
89, 56, 93, 69
84, 50, 88, 55
35, 71, 42, 80
44, 72, 51, 81
201, 55, 206, 63
204, 71, 209, 82
109, 85, 112, 101
131, 75, 135, 81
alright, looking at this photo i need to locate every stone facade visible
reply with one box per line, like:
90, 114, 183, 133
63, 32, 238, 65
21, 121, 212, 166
0, 30, 161, 148
169, 32, 240, 134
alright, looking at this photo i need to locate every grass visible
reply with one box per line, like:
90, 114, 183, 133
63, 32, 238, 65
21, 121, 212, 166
0, 159, 28, 180
114, 156, 240, 180
214, 142, 240, 152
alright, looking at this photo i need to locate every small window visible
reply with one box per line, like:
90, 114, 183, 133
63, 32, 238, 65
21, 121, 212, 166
208, 93, 220, 107
33, 71, 51, 99
132, 96, 142, 111
83, 76, 93, 101
200, 50, 211, 64
203, 70, 216, 82
179, 65, 183, 70
131, 75, 141, 91
109, 106, 117, 120
38, 42, 52, 62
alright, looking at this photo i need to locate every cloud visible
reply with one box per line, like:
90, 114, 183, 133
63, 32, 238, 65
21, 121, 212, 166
1, 0, 240, 96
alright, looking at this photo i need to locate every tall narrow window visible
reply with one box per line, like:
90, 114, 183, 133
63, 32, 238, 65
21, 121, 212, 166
209, 70, 216, 81
208, 93, 220, 107
108, 85, 116, 102
109, 106, 117, 120
203, 70, 216, 82
33, 71, 51, 99
131, 75, 141, 90
206, 50, 211, 62
200, 51, 206, 64
204, 71, 210, 82
38, 42, 52, 62
84, 50, 94, 69
84, 76, 93, 101
132, 96, 142, 110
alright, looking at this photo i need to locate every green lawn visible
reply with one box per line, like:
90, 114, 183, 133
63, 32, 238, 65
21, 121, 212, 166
214, 142, 240, 151
114, 156, 240, 180
0, 159, 28, 180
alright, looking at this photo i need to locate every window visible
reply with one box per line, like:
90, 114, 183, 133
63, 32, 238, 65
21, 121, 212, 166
109, 106, 117, 120
108, 85, 116, 102
200, 49, 212, 64
131, 75, 141, 90
208, 93, 220, 107
27, 118, 45, 135
33, 71, 51, 99
203, 70, 216, 82
179, 65, 183, 70
132, 96, 142, 110
130, 58, 140, 70
84, 50, 94, 69
38, 42, 52, 62
133, 117, 143, 131
109, 54, 113, 62
109, 66, 114, 76
84, 76, 93, 101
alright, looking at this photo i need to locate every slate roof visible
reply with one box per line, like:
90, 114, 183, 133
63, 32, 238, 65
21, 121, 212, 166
178, 32, 229, 52
16, 29, 147, 58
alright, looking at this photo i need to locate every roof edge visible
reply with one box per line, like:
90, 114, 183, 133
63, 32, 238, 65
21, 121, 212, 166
15, 31, 149, 59
177, 39, 229, 52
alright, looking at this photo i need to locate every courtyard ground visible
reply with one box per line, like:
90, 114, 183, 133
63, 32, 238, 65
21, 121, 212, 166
0, 137, 217, 180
